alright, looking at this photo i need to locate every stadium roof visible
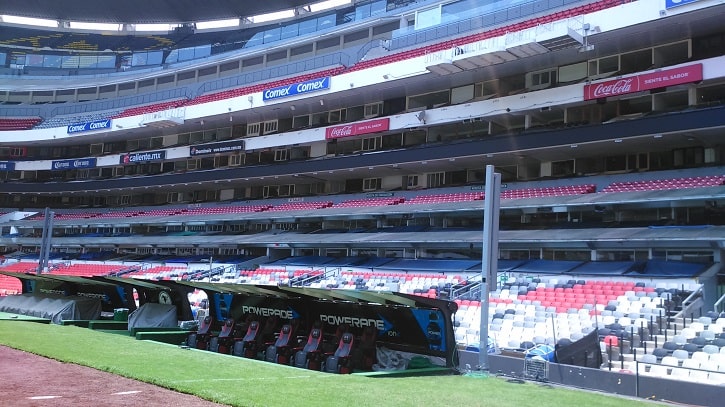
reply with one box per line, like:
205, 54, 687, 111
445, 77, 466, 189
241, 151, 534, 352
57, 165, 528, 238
0, 0, 319, 24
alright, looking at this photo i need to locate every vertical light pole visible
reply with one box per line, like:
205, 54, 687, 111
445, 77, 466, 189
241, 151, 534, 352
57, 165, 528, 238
37, 208, 54, 274
478, 165, 500, 371
208, 255, 213, 281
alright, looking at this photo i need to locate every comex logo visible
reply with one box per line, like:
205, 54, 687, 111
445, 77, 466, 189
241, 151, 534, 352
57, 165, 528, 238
263, 85, 294, 100
67, 119, 111, 134
666, 0, 698, 7
263, 77, 329, 101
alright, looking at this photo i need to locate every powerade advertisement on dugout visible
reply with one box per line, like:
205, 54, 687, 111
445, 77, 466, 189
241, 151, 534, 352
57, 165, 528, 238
262, 77, 330, 101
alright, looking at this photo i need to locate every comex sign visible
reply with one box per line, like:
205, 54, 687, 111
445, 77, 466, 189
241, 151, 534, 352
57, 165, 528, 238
67, 119, 112, 134
665, 0, 700, 8
263, 77, 330, 101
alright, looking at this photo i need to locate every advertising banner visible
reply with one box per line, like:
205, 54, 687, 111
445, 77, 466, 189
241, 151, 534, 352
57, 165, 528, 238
67, 119, 112, 134
665, 0, 700, 8
190, 140, 245, 156
51, 158, 97, 170
0, 161, 14, 171
584, 64, 702, 100
263, 77, 330, 101
119, 150, 166, 164
325, 118, 391, 139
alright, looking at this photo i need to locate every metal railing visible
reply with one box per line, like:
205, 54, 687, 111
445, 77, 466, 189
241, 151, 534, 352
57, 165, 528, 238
196, 52, 350, 96
389, 0, 592, 51
674, 285, 704, 319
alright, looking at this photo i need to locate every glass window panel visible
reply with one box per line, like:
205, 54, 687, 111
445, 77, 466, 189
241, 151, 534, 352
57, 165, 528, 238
370, 0, 387, 15
245, 33, 264, 48
281, 23, 299, 39
263, 27, 281, 43
298, 19, 317, 36
317, 14, 335, 30
178, 48, 195, 61
146, 51, 163, 65
194, 45, 211, 58
132, 52, 149, 66
355, 3, 371, 20
26, 54, 44, 67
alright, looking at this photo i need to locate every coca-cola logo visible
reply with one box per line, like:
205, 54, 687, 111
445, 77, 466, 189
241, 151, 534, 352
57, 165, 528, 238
592, 78, 635, 98
325, 118, 390, 139
330, 125, 353, 138
584, 64, 702, 101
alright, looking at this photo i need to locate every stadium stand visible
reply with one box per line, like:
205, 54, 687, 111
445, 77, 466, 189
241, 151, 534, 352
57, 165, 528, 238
0, 117, 42, 131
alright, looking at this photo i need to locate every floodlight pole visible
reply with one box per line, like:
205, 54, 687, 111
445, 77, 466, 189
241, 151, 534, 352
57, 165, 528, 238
37, 207, 54, 275
479, 165, 501, 371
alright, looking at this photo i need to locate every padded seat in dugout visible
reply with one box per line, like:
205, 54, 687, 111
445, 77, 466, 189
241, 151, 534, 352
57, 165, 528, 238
211, 318, 236, 354
357, 325, 378, 370
233, 320, 260, 358
325, 332, 355, 374
189, 316, 213, 350
265, 324, 295, 364
293, 328, 324, 370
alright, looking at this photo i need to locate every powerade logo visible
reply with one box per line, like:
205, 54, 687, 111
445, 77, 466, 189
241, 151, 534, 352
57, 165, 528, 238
665, 0, 699, 8
319, 314, 386, 330
262, 77, 330, 101
0, 161, 14, 171
120, 150, 166, 164
67, 119, 112, 134
51, 158, 96, 170
241, 305, 298, 319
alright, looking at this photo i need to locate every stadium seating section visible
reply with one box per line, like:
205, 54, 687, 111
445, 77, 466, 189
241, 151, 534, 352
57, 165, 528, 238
0, 0, 629, 130
0, 117, 42, 131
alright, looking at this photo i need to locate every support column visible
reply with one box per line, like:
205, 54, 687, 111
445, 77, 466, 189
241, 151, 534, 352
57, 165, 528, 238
479, 165, 501, 371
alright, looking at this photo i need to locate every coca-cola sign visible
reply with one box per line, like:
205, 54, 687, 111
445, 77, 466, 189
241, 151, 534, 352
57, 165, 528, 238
325, 118, 390, 139
584, 64, 702, 100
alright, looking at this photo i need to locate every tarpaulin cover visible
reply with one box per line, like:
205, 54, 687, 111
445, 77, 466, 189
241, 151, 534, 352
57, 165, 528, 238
510, 259, 584, 274
0, 293, 101, 324
629, 259, 708, 278
555, 330, 602, 368
568, 261, 638, 276
127, 302, 178, 331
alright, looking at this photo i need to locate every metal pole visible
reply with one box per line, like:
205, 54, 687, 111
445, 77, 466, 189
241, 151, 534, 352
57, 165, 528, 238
37, 208, 53, 274
478, 165, 500, 371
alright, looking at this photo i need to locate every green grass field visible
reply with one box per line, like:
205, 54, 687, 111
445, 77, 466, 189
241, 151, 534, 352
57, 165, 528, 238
0, 321, 652, 407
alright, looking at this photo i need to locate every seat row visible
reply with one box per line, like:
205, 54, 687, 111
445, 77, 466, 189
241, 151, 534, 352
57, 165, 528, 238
13, 0, 626, 131
188, 317, 375, 374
